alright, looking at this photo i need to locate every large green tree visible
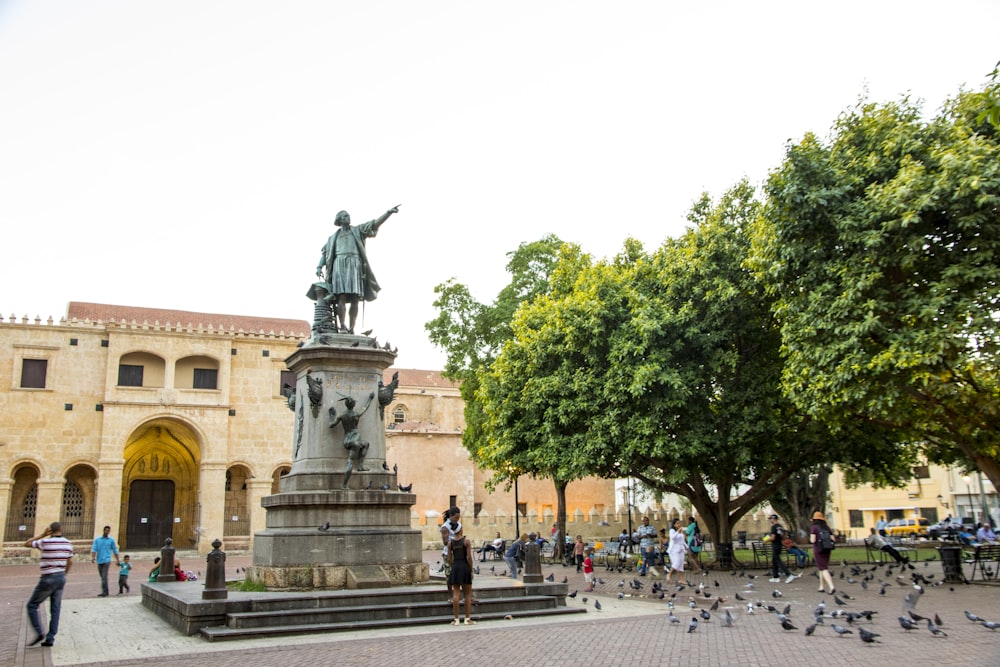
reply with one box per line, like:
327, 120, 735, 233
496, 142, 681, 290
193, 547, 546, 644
478, 182, 907, 557
754, 88, 1000, 490
426, 235, 578, 555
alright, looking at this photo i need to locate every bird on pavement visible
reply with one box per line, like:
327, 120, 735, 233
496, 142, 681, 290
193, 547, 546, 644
982, 621, 1000, 630
908, 610, 926, 622
318, 522, 330, 532
669, 612, 680, 624
594, 600, 602, 610
687, 617, 698, 633
804, 623, 817, 636
781, 618, 798, 631
700, 609, 711, 622
898, 616, 919, 631
965, 610, 983, 623
722, 610, 734, 628
926, 619, 947, 637
832, 624, 853, 637
859, 628, 880, 643
545, 573, 554, 582
568, 590, 577, 598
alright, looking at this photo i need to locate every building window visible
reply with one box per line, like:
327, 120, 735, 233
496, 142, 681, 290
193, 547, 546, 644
913, 465, 930, 479
848, 510, 864, 528
193, 368, 218, 389
474, 503, 482, 518
517, 503, 527, 517
392, 406, 407, 424
117, 364, 144, 387
20, 359, 47, 388
280, 370, 296, 398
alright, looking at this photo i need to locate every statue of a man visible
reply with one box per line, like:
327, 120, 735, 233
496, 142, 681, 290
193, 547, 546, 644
329, 391, 376, 488
316, 206, 399, 334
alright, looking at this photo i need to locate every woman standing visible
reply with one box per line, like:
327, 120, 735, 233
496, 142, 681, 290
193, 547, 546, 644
666, 518, 689, 586
685, 517, 703, 574
809, 511, 835, 594
447, 526, 475, 625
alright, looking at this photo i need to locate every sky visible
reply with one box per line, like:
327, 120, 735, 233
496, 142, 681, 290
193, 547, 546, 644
1, 2, 998, 370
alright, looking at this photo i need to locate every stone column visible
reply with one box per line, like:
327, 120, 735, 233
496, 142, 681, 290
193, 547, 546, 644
94, 461, 124, 539
246, 479, 272, 551
199, 461, 227, 555
35, 481, 64, 536
0, 481, 10, 556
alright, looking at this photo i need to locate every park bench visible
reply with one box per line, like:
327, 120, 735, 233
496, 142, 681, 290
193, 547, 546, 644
864, 536, 916, 565
750, 541, 810, 569
963, 543, 1000, 581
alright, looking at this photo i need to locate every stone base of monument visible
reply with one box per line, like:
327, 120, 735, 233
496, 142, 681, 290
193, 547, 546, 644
250, 477, 427, 590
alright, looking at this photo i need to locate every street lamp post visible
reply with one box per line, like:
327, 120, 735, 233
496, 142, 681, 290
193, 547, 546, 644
514, 475, 520, 538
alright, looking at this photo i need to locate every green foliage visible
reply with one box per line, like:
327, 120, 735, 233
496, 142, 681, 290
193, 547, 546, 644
754, 87, 1000, 489
232, 577, 266, 592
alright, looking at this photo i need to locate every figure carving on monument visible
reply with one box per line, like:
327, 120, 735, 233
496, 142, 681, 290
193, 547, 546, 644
329, 391, 376, 488
378, 371, 399, 419
314, 205, 400, 334
305, 370, 323, 418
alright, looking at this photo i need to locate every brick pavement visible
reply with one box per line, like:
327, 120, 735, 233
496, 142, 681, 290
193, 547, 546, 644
3, 551, 999, 667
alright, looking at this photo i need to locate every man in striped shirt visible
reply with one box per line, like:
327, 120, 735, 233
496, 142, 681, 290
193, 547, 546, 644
24, 521, 74, 648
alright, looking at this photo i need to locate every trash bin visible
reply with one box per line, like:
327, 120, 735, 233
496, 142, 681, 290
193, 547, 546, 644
737, 531, 747, 548
937, 545, 964, 583
716, 542, 735, 570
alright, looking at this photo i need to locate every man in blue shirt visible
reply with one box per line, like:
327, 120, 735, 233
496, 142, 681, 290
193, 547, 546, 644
90, 525, 120, 597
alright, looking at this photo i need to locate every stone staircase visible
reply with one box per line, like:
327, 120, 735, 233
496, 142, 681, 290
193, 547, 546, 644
143, 579, 583, 641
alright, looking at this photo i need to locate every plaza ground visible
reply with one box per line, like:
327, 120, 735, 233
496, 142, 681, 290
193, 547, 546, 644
3, 548, 998, 667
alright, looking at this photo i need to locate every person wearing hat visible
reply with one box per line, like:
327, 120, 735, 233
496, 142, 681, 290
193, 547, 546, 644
315, 205, 400, 334
764, 514, 797, 584
809, 511, 836, 594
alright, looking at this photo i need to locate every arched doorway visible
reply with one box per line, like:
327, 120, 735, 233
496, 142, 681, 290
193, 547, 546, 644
4, 463, 39, 542
121, 420, 201, 550
60, 464, 97, 540
223, 465, 252, 537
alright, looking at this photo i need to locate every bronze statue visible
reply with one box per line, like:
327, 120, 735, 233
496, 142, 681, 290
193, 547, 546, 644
329, 391, 376, 488
315, 206, 399, 334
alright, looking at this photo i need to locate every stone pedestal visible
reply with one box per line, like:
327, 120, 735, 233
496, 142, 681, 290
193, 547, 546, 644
522, 541, 543, 584
250, 335, 428, 589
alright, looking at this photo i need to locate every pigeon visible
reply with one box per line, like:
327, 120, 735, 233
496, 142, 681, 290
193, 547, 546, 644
982, 621, 1000, 630
832, 624, 853, 637
772, 589, 783, 598
361, 329, 373, 336
722, 610, 734, 627
398, 483, 412, 492
927, 619, 947, 637
582, 597, 588, 604
834, 595, 847, 606
382, 461, 390, 471
393, 463, 398, 474
700, 609, 711, 622
594, 600, 602, 610
668, 612, 680, 624
710, 599, 719, 611
735, 592, 746, 601
687, 617, 698, 633
805, 623, 817, 636
379, 483, 390, 490
318, 522, 330, 532
898, 616, 919, 631
934, 613, 943, 626
617, 592, 625, 599
781, 618, 798, 631
859, 627, 880, 643
908, 610, 926, 622
545, 573, 555, 582
568, 590, 578, 598
964, 610, 983, 623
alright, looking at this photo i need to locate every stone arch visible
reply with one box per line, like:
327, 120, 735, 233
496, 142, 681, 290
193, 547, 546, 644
60, 463, 98, 540
4, 462, 40, 541
175, 354, 220, 389
271, 465, 291, 494
223, 464, 253, 537
117, 351, 166, 388
121, 418, 202, 550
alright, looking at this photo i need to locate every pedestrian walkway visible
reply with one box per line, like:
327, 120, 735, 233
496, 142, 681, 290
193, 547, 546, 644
6, 551, 1000, 666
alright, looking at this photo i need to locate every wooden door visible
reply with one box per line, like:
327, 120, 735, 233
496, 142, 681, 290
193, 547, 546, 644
126, 480, 174, 549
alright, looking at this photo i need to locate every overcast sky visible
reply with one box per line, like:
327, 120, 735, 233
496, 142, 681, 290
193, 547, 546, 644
2, 1, 997, 369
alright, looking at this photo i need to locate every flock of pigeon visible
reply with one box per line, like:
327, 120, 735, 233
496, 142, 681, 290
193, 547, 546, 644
561, 557, 998, 643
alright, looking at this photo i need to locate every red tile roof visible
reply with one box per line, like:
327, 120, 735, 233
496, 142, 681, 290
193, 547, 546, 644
67, 302, 310, 336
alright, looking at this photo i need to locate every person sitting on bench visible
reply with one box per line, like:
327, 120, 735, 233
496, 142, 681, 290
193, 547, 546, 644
867, 527, 909, 564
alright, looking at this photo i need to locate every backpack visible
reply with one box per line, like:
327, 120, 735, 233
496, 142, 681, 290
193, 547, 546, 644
818, 527, 836, 552
692, 532, 702, 548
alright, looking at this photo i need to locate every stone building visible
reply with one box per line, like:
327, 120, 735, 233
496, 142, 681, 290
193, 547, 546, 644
0, 303, 623, 557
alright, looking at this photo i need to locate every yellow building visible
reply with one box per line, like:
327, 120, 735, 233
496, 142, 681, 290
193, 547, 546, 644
1, 303, 621, 557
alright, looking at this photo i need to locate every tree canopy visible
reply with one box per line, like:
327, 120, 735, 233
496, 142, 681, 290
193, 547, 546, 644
753, 88, 1000, 490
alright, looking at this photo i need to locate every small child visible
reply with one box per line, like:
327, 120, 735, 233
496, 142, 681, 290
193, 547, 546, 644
583, 547, 595, 591
118, 555, 132, 594
148, 556, 161, 582
574, 535, 585, 572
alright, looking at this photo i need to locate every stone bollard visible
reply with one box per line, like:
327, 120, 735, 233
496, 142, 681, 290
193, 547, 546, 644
523, 537, 543, 584
157, 537, 176, 582
202, 538, 228, 600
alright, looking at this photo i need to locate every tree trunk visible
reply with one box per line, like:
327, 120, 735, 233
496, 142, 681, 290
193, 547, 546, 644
554, 479, 568, 561
769, 466, 832, 539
